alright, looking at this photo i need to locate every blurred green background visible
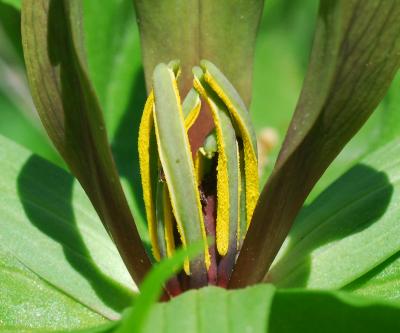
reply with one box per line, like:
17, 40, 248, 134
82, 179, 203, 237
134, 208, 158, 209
1, 0, 399, 225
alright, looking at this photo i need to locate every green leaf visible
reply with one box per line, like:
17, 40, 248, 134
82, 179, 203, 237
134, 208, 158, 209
66, 286, 400, 333
57, 284, 400, 332
83, 0, 141, 138
0, 246, 107, 332
138, 285, 400, 332
345, 251, 400, 303
376, 71, 400, 146
251, 1, 315, 132
67, 322, 118, 333
0, 1, 62, 166
267, 139, 400, 292
0, 0, 20, 9
133, 0, 264, 106
0, 134, 135, 320
142, 285, 274, 333
232, 0, 400, 287
0, 1, 22, 59
21, 0, 151, 284
0, 91, 62, 166
269, 289, 400, 333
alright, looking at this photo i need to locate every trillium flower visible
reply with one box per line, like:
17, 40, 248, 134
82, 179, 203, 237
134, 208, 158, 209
138, 60, 259, 290
18, 0, 400, 313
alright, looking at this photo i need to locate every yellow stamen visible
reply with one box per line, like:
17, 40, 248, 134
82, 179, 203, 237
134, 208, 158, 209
154, 68, 210, 273
204, 72, 259, 228
236, 142, 242, 246
194, 78, 230, 256
138, 91, 160, 260
185, 97, 201, 130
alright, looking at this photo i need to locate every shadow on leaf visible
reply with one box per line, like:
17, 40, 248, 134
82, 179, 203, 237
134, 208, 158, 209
269, 289, 400, 332
268, 163, 394, 288
17, 155, 133, 314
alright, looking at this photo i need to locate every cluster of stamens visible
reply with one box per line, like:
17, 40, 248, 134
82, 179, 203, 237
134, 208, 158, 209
138, 60, 259, 293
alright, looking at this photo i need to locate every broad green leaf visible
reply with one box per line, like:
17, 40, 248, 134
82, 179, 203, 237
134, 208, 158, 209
0, 0, 19, 9
69, 324, 117, 333
83, 0, 141, 138
267, 139, 400, 292
67, 324, 117, 333
51, 284, 400, 332
0, 1, 22, 59
0, 1, 62, 165
376, 71, 400, 146
0, 92, 61, 165
345, 251, 400, 303
232, 0, 400, 287
67, 322, 118, 333
142, 285, 275, 333
0, 246, 107, 332
0, 134, 135, 320
269, 289, 400, 333
21, 0, 151, 284
139, 285, 400, 332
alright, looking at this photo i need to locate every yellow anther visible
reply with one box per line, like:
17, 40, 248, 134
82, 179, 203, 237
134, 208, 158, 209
138, 91, 160, 260
204, 71, 259, 228
193, 77, 230, 256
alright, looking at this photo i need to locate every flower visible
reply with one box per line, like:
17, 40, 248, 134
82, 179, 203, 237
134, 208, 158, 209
21, 0, 400, 301
138, 60, 259, 291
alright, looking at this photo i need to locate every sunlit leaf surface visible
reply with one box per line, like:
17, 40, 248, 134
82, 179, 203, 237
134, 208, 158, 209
0, 134, 135, 320
269, 139, 400, 292
0, 247, 107, 331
